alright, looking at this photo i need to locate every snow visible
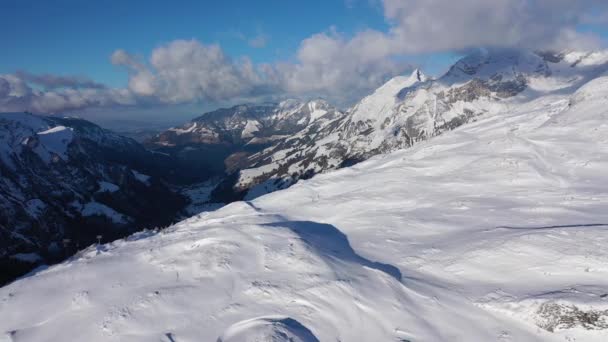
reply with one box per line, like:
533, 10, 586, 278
35, 125, 74, 162
81, 201, 129, 224
181, 180, 224, 216
97, 181, 120, 193
442, 49, 547, 85
563, 50, 608, 68
37, 125, 68, 135
307, 100, 330, 122
2, 55, 608, 341
237, 162, 279, 187
131, 170, 151, 185
218, 316, 320, 342
350, 69, 427, 124
308, 109, 327, 123
273, 100, 306, 121
0, 113, 65, 167
246, 134, 289, 145
168, 122, 198, 135
241, 120, 261, 139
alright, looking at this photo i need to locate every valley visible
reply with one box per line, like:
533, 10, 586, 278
2, 48, 608, 341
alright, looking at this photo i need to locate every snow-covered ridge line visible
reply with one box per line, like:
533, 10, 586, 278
233, 49, 608, 200
2, 52, 608, 341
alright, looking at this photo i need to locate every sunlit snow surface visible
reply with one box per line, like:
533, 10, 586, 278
2, 76, 608, 341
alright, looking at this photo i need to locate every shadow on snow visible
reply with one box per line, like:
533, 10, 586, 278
262, 220, 403, 282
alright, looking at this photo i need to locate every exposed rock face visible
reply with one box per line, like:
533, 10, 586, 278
0, 113, 187, 284
146, 99, 344, 192
536, 302, 608, 332
150, 100, 340, 148
229, 49, 608, 199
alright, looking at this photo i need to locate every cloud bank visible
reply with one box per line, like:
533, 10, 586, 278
0, 74, 134, 113
110, 34, 411, 107
382, 0, 607, 53
1, 0, 606, 114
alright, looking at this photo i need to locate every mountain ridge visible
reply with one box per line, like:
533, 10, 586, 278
227, 49, 608, 199
4, 48, 606, 284
0, 112, 188, 284
2, 48, 608, 340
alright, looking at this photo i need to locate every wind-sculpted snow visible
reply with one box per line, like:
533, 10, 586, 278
262, 220, 402, 282
218, 316, 320, 342
2, 54, 608, 341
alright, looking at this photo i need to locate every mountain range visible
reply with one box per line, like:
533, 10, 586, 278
0, 114, 189, 284
1, 47, 608, 341
3, 48, 608, 286
148, 49, 608, 201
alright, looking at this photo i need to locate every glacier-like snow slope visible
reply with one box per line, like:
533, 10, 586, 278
2, 68, 608, 341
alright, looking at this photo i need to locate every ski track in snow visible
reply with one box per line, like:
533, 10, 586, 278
2, 65, 608, 341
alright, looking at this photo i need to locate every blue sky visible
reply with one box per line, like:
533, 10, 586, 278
0, 0, 458, 85
0, 0, 606, 124
1, 0, 388, 85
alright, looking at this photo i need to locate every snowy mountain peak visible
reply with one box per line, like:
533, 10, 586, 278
232, 48, 608, 200
305, 98, 330, 112
276, 98, 332, 115
411, 68, 427, 82
348, 71, 426, 124
277, 99, 304, 110
441, 48, 550, 84
307, 98, 330, 109
375, 72, 425, 97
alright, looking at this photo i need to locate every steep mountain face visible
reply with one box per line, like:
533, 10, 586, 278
232, 49, 608, 198
146, 100, 344, 200
0, 113, 187, 284
3, 61, 608, 341
152, 100, 340, 148
231, 70, 428, 198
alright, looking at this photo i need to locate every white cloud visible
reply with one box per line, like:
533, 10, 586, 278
113, 40, 276, 103
106, 1, 608, 108
111, 50, 157, 96
382, 0, 607, 53
107, 34, 410, 107
15, 71, 106, 90
0, 73, 135, 114
276, 28, 410, 104
1, 0, 606, 114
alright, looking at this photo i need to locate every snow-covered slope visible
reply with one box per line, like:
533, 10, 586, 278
233, 49, 608, 199
2, 61, 608, 341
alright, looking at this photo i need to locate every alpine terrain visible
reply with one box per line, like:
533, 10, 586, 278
0, 114, 187, 284
146, 99, 344, 203
151, 49, 608, 204
1, 48, 608, 341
